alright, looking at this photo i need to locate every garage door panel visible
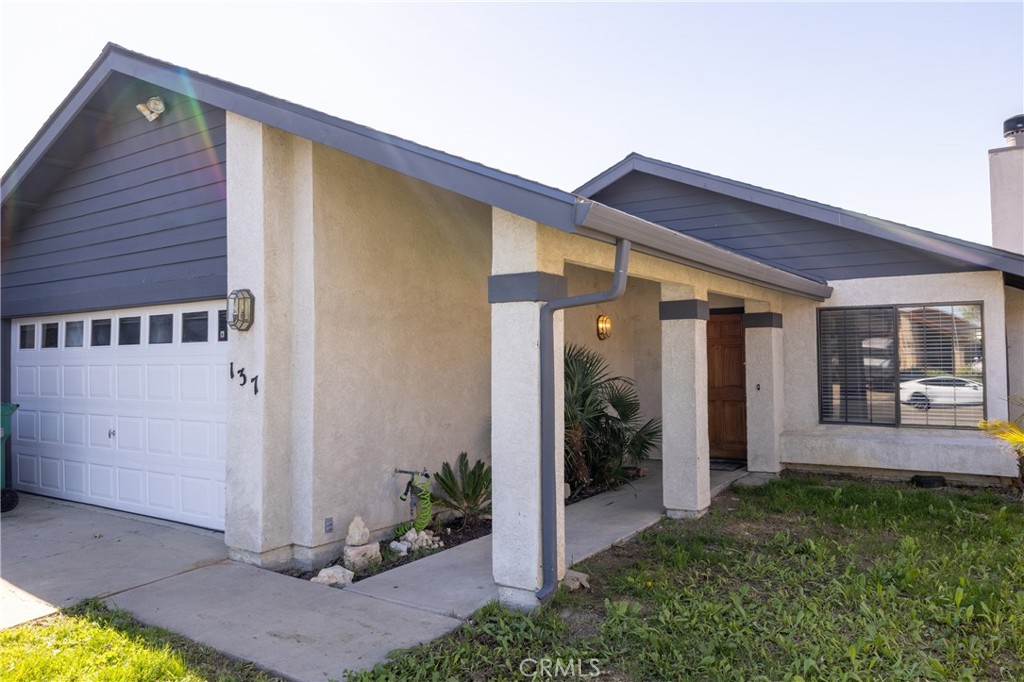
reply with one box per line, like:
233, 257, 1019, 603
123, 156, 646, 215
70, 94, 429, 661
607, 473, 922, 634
11, 302, 227, 530
17, 410, 38, 441
39, 411, 62, 443
40, 457, 62, 491
63, 366, 87, 397
64, 460, 87, 493
116, 416, 145, 452
181, 476, 214, 517
17, 454, 39, 486
89, 464, 115, 499
215, 423, 227, 461
89, 365, 114, 398
89, 415, 116, 448
39, 366, 60, 396
117, 365, 145, 400
148, 472, 177, 510
118, 468, 145, 505
180, 420, 213, 460
180, 365, 211, 402
148, 418, 177, 455
64, 413, 87, 444
16, 366, 38, 397
147, 365, 176, 400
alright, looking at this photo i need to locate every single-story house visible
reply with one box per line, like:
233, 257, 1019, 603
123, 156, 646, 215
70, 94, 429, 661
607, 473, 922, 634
3, 44, 1022, 610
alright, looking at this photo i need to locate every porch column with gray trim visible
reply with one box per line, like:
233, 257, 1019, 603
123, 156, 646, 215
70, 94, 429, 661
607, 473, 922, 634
660, 286, 711, 518
743, 305, 785, 475
489, 208, 567, 611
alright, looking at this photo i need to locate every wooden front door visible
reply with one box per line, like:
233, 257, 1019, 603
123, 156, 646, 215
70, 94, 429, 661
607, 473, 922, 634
707, 313, 747, 459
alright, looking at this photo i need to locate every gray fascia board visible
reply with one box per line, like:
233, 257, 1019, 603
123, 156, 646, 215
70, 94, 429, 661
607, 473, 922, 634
575, 201, 833, 301
578, 153, 1024, 278
2, 45, 581, 233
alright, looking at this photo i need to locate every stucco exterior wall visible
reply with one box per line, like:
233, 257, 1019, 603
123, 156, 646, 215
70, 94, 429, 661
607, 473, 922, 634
563, 265, 663, 447
781, 271, 1016, 478
226, 115, 492, 568
309, 143, 493, 549
1006, 286, 1024, 423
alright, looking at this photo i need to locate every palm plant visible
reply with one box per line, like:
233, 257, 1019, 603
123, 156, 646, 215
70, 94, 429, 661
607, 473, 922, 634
432, 452, 492, 526
564, 344, 662, 497
979, 395, 1024, 499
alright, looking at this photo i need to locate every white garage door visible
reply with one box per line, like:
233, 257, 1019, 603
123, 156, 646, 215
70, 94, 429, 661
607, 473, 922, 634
10, 301, 228, 530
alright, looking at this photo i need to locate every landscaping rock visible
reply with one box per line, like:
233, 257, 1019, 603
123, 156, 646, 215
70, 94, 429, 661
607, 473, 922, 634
401, 528, 443, 551
563, 570, 590, 591
346, 516, 370, 546
311, 565, 354, 586
389, 540, 409, 556
343, 542, 381, 570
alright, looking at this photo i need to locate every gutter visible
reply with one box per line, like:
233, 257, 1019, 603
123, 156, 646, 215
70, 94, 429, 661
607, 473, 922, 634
536, 237, 631, 602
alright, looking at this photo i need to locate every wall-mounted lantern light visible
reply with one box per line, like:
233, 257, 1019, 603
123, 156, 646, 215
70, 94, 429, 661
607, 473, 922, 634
227, 289, 255, 331
596, 314, 612, 340
136, 96, 165, 122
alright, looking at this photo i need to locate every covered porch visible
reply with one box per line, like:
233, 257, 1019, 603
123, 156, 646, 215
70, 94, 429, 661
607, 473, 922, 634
488, 207, 827, 610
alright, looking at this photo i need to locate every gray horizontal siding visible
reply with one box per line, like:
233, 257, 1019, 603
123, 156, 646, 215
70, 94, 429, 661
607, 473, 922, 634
2, 103, 226, 318
592, 172, 986, 281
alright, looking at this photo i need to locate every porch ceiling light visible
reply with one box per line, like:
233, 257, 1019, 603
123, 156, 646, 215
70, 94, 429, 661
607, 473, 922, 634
227, 289, 255, 331
136, 96, 165, 122
596, 314, 612, 340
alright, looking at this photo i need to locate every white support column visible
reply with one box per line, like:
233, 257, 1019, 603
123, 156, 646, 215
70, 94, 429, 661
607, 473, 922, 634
660, 285, 711, 519
225, 114, 315, 569
490, 209, 566, 611
744, 304, 785, 475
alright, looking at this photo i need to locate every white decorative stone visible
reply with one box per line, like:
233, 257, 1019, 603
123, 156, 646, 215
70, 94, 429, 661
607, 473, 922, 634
343, 542, 381, 570
311, 565, 354, 586
389, 540, 409, 556
346, 516, 370, 546
563, 569, 590, 591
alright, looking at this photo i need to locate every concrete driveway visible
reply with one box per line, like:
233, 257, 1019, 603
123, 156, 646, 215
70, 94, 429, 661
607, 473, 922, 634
0, 494, 226, 629
1, 466, 751, 680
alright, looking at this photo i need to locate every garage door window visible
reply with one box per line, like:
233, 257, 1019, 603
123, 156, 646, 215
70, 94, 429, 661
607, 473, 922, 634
182, 312, 208, 343
65, 321, 84, 347
149, 314, 173, 344
42, 323, 59, 348
19, 324, 34, 349
119, 317, 141, 345
91, 319, 111, 346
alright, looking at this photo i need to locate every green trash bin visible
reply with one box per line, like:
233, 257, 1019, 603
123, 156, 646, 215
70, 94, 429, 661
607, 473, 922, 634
1, 403, 20, 512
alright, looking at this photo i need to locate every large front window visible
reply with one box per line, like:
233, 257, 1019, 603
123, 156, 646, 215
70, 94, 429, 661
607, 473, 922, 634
818, 304, 983, 428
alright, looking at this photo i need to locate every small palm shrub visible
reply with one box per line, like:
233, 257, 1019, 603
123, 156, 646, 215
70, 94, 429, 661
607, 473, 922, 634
433, 452, 492, 526
979, 395, 1024, 499
564, 344, 662, 498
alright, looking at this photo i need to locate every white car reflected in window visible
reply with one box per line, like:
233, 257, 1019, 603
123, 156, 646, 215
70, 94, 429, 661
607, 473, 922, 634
899, 376, 983, 410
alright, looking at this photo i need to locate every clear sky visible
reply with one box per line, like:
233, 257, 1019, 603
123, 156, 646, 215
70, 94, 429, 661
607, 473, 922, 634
1, 2, 1021, 245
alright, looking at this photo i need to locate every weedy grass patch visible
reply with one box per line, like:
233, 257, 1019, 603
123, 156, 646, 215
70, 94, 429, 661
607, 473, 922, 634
0, 599, 284, 682
348, 475, 1024, 681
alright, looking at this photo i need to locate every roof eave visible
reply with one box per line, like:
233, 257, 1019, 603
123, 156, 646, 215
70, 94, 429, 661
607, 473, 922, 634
579, 154, 1024, 279
3, 44, 583, 233
575, 201, 833, 301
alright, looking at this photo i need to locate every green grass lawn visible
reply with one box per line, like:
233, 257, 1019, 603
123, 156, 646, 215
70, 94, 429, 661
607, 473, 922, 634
349, 475, 1024, 681
0, 599, 284, 682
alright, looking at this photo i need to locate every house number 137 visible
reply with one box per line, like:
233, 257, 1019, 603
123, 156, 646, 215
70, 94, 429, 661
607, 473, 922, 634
229, 362, 260, 395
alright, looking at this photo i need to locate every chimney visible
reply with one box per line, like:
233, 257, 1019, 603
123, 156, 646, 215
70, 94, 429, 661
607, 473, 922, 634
989, 115, 1024, 254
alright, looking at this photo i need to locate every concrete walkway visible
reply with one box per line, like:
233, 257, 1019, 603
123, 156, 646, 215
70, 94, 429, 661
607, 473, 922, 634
1, 462, 749, 681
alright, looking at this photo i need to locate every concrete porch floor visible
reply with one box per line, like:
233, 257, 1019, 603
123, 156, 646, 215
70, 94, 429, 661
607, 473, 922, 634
2, 461, 750, 681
